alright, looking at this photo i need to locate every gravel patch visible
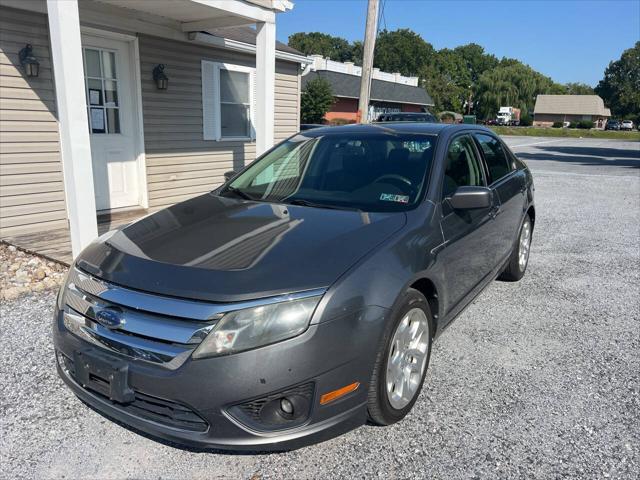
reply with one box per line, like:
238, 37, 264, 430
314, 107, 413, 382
0, 244, 67, 301
1, 138, 638, 479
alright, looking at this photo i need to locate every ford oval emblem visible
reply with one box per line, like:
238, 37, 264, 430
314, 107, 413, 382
95, 307, 124, 329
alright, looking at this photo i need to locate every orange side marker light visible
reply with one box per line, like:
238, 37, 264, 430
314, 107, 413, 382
319, 382, 360, 405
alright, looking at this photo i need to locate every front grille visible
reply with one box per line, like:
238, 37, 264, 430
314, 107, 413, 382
59, 352, 208, 432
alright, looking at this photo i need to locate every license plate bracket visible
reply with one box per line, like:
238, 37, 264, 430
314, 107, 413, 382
73, 349, 135, 404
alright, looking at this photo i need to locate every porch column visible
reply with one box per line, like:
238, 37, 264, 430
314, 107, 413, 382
255, 21, 276, 156
47, 0, 98, 258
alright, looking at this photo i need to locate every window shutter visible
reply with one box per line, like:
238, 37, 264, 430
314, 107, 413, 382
201, 60, 219, 140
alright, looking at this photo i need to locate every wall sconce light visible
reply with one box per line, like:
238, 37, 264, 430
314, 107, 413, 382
152, 64, 168, 90
19, 44, 39, 78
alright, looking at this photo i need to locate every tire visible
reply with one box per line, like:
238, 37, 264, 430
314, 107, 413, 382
367, 288, 433, 426
499, 213, 532, 282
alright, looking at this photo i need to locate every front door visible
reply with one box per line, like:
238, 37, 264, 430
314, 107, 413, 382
82, 34, 139, 211
438, 134, 499, 316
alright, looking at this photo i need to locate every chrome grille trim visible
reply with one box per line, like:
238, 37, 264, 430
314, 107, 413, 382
62, 267, 327, 367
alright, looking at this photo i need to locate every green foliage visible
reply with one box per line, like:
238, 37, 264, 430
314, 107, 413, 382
552, 121, 563, 128
577, 120, 594, 129
453, 43, 499, 84
569, 121, 579, 128
596, 41, 640, 120
328, 118, 355, 126
288, 32, 356, 62
301, 77, 334, 124
520, 114, 533, 126
373, 29, 435, 76
475, 63, 563, 119
564, 82, 595, 95
491, 126, 640, 140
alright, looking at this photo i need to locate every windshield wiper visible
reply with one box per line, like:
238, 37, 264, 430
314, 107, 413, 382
287, 198, 361, 212
224, 186, 254, 200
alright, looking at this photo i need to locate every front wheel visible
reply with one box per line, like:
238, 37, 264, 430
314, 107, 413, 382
500, 213, 532, 281
367, 289, 433, 426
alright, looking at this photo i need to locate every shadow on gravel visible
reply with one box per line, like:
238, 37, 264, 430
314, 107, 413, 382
517, 146, 640, 169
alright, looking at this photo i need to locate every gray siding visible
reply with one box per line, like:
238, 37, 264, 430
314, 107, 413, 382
0, 6, 67, 237
139, 35, 300, 210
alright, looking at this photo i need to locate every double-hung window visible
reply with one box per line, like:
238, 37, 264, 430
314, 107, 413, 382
202, 61, 255, 141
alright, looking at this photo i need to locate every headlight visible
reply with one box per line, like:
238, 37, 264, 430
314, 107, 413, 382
192, 295, 321, 359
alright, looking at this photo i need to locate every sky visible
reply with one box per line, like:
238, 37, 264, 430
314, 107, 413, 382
276, 0, 640, 86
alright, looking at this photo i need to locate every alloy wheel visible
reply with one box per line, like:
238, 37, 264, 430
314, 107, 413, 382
385, 308, 430, 410
518, 217, 532, 271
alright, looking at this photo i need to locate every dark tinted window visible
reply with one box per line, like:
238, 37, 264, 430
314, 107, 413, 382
475, 134, 512, 182
442, 135, 485, 198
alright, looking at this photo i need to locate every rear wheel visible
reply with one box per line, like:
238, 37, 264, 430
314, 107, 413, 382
500, 213, 532, 281
367, 289, 433, 425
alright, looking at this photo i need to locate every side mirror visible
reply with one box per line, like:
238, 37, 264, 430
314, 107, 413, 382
224, 170, 237, 182
448, 186, 492, 210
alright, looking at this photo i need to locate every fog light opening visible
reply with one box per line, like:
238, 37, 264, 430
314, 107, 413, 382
280, 397, 294, 415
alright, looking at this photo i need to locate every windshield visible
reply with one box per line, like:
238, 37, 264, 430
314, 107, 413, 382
222, 132, 437, 212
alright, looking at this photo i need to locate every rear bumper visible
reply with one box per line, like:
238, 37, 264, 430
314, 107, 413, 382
53, 305, 387, 451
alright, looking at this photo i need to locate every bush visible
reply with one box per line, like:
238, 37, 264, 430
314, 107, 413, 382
577, 120, 593, 129
552, 122, 563, 128
328, 118, 355, 126
519, 114, 533, 126
301, 77, 334, 124
569, 121, 579, 129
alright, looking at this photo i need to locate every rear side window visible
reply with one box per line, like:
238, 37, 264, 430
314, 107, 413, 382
475, 134, 512, 183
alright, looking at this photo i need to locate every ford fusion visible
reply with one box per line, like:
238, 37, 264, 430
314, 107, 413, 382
53, 123, 535, 450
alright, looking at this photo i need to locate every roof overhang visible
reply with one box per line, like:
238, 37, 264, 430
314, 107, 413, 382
189, 31, 312, 64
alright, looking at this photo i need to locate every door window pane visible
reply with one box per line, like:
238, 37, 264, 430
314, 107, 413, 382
106, 108, 120, 134
474, 134, 512, 183
442, 135, 485, 198
221, 103, 249, 137
104, 80, 118, 106
84, 49, 101, 77
220, 70, 249, 103
102, 51, 116, 79
84, 47, 121, 135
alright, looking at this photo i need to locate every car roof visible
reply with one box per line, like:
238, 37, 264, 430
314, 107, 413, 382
298, 122, 491, 137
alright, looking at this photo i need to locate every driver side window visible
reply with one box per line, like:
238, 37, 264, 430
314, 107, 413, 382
442, 135, 485, 198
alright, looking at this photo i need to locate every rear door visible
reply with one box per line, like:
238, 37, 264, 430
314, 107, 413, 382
438, 134, 499, 314
473, 133, 527, 264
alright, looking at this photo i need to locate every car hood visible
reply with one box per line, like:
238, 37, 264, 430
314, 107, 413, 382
77, 194, 407, 302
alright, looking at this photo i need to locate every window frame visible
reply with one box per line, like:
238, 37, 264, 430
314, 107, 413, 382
202, 60, 255, 142
472, 133, 515, 185
83, 46, 121, 135
440, 133, 487, 201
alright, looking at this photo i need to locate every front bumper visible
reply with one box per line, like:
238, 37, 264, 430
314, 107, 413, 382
53, 305, 387, 451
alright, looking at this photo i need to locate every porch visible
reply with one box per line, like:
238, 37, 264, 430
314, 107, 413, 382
0, 0, 303, 264
2, 209, 148, 265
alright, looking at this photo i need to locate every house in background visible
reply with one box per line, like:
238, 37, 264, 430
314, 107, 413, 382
302, 55, 434, 123
0, 0, 310, 262
533, 94, 611, 128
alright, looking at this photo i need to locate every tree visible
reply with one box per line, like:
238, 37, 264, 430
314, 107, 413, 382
453, 43, 499, 84
596, 42, 640, 120
475, 62, 563, 119
288, 32, 355, 62
564, 82, 595, 95
373, 29, 435, 76
301, 77, 334, 124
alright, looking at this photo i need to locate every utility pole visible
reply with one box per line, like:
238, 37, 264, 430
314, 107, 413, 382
357, 0, 380, 123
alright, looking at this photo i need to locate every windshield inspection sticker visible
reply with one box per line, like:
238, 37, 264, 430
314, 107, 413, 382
380, 193, 410, 204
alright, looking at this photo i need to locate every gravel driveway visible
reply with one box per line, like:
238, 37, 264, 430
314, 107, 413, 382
1, 136, 639, 479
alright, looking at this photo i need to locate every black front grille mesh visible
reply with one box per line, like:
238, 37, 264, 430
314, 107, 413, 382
60, 353, 208, 432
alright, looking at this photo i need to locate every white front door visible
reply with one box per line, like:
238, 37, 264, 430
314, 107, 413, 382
82, 34, 139, 211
